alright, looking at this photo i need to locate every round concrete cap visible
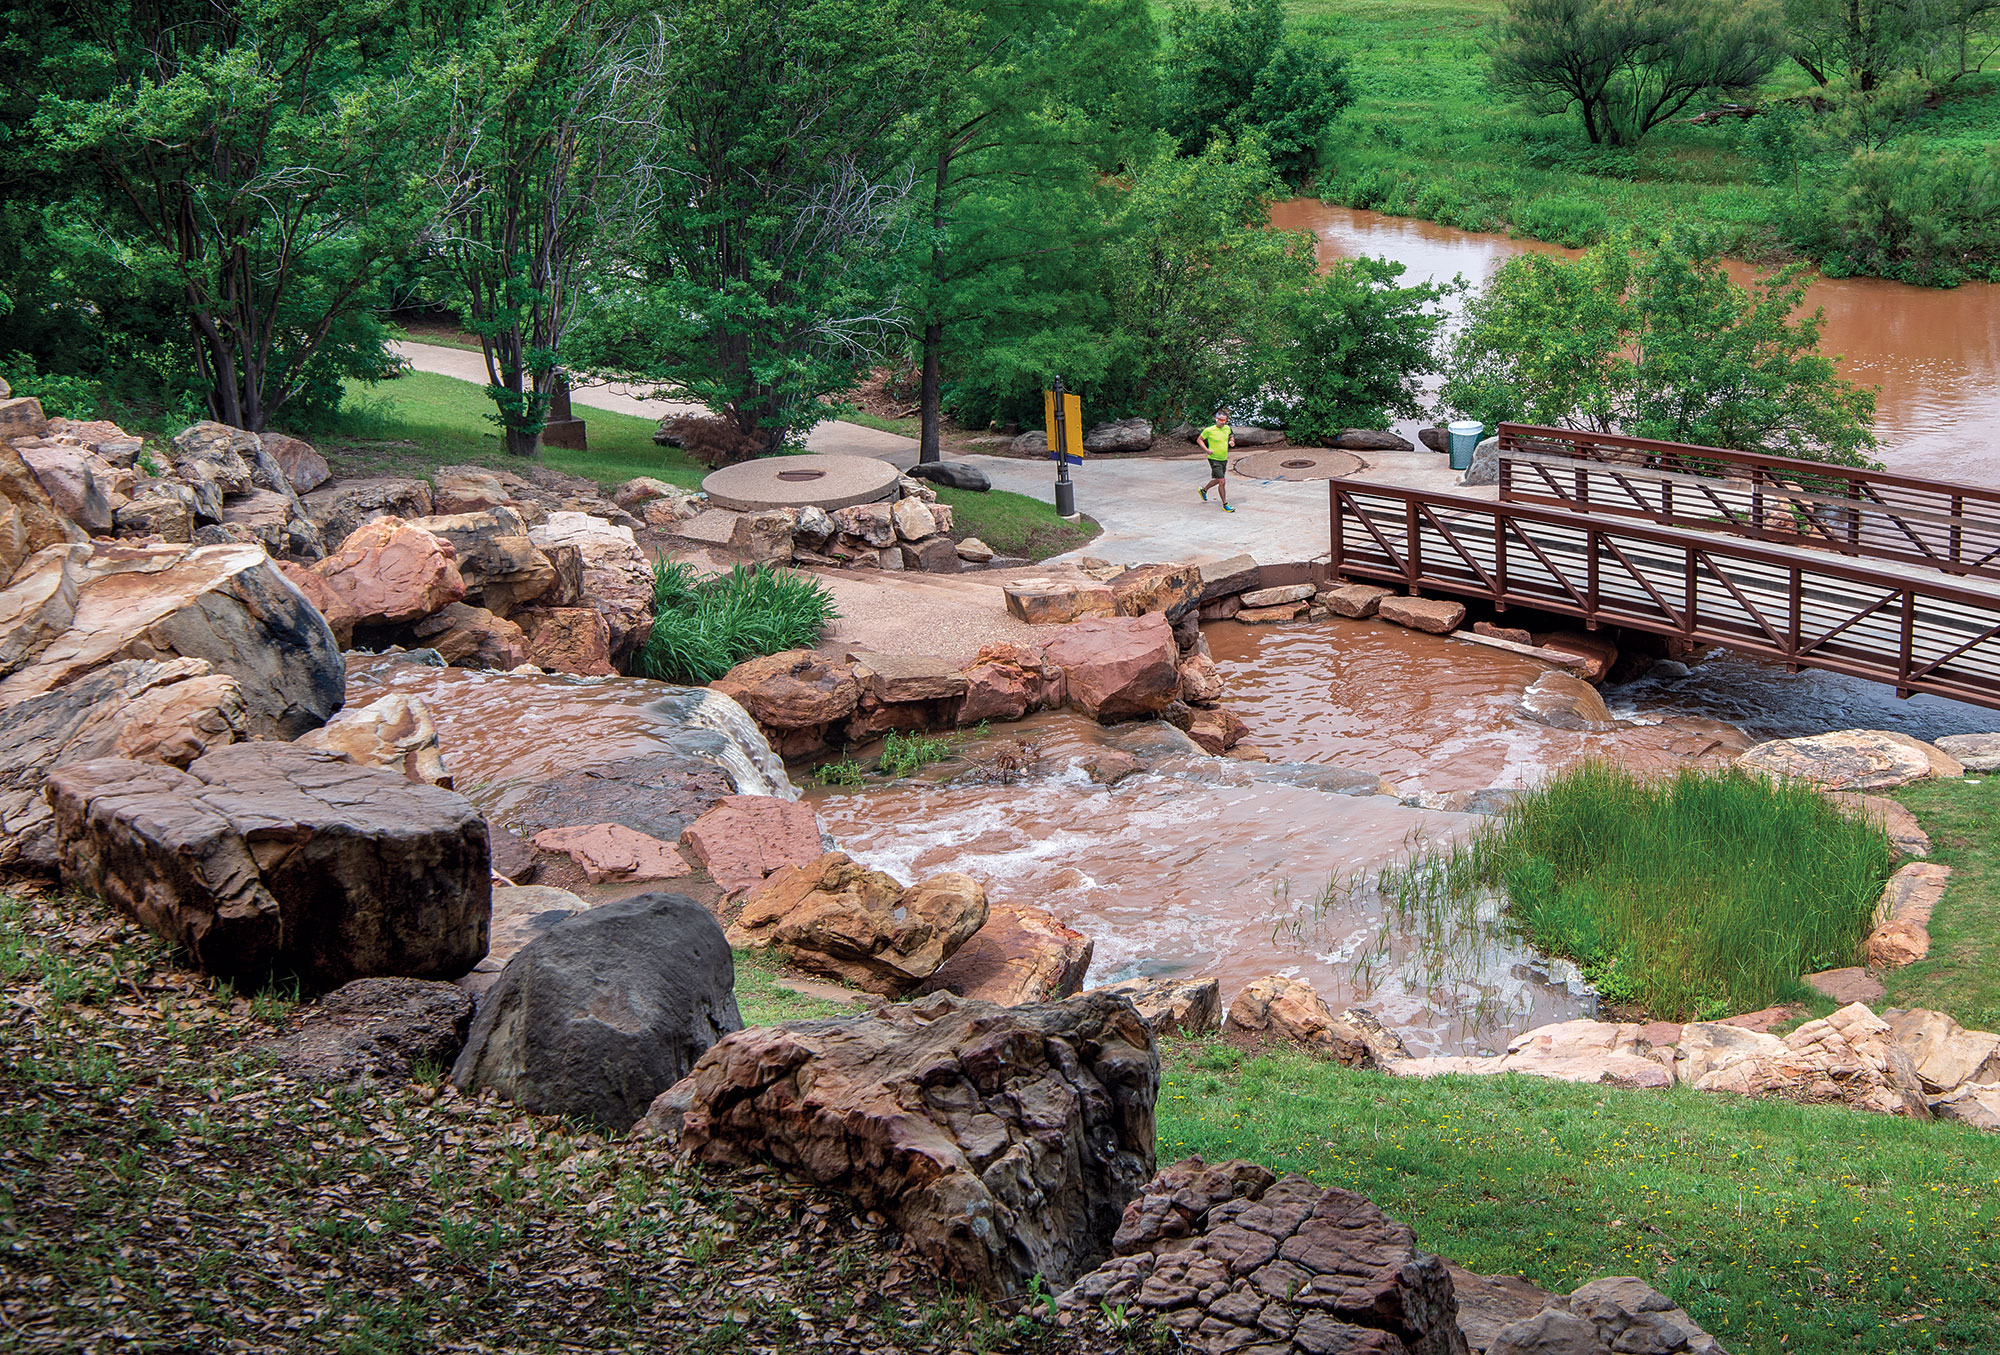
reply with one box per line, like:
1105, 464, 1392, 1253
1233, 448, 1364, 482
701, 453, 903, 512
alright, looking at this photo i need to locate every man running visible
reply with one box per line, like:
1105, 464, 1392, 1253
1198, 411, 1235, 511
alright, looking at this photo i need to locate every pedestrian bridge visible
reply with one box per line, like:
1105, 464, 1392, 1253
1329, 424, 2000, 712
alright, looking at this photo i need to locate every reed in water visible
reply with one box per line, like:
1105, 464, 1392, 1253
1379, 762, 1897, 1022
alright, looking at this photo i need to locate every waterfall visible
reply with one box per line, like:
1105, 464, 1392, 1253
646, 688, 799, 801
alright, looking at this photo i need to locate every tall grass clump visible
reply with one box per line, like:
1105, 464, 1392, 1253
1471, 762, 1898, 1020
636, 561, 839, 684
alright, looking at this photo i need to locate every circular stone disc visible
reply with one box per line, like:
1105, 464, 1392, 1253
702, 453, 903, 512
1232, 448, 1365, 481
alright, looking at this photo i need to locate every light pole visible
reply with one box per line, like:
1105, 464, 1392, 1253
1052, 373, 1076, 519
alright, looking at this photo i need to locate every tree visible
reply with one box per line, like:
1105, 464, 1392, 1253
1493, 0, 1781, 147
1096, 135, 1312, 427
1439, 230, 1879, 465
580, 0, 960, 459
1784, 0, 2000, 86
1159, 0, 1350, 181
1246, 257, 1456, 444
422, 0, 661, 457
37, 0, 427, 430
907, 0, 1155, 463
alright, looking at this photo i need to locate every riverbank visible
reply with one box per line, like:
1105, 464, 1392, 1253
11, 887, 1993, 1354
1298, 0, 2000, 282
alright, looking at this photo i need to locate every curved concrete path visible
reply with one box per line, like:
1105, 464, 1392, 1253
394, 340, 1484, 567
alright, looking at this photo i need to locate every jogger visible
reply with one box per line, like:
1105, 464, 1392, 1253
1198, 411, 1235, 511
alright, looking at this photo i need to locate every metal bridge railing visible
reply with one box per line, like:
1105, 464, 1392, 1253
1495, 423, 2000, 581
1331, 481, 2000, 710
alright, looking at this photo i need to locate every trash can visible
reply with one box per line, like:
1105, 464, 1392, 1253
1448, 420, 1484, 472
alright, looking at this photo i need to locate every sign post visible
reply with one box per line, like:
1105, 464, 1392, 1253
1045, 375, 1082, 520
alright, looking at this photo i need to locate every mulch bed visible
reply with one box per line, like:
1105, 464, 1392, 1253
0, 887, 1149, 1354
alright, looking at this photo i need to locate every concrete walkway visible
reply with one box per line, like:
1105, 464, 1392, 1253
395, 340, 1482, 567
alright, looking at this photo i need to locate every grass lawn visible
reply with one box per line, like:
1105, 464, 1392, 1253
1156, 1038, 2000, 1355
317, 370, 1094, 562
1287, 0, 2000, 266
1887, 778, 2000, 1032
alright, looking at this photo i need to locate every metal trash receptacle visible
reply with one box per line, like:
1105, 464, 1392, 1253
1448, 420, 1484, 471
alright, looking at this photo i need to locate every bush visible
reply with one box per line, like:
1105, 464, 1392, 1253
657, 415, 768, 468
1781, 142, 2000, 287
1511, 194, 1611, 247
0, 353, 100, 419
636, 561, 839, 684
1475, 762, 1896, 1019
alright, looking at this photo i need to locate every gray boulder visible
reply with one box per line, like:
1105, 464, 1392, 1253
1460, 436, 1501, 486
452, 892, 741, 1132
299, 476, 436, 550
1335, 428, 1416, 452
905, 460, 991, 492
264, 977, 474, 1084
47, 741, 490, 989
1083, 418, 1153, 453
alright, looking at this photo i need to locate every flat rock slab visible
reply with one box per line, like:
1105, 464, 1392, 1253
48, 742, 490, 989
1804, 966, 1886, 1005
679, 795, 826, 895
1324, 583, 1392, 618
1004, 578, 1116, 625
702, 454, 901, 512
506, 751, 735, 843
1934, 732, 2000, 771
845, 650, 967, 703
1737, 729, 1962, 790
531, 822, 690, 884
1378, 595, 1467, 635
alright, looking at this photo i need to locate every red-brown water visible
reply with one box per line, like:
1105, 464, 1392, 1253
1270, 202, 2000, 487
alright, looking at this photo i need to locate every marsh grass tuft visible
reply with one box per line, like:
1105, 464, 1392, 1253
636, 561, 839, 684
1386, 762, 1897, 1020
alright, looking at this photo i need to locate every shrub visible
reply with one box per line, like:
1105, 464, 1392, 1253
1476, 762, 1896, 1020
1511, 194, 1611, 247
1781, 142, 2000, 287
658, 415, 767, 468
0, 354, 99, 419
636, 561, 839, 684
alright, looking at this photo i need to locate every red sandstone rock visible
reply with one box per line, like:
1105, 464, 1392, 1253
1110, 563, 1202, 621
917, 903, 1092, 1005
957, 642, 1064, 725
279, 561, 360, 648
1178, 652, 1224, 704
1225, 976, 1410, 1068
1323, 582, 1393, 619
1186, 705, 1248, 754
1473, 620, 1533, 645
519, 606, 615, 677
1377, 595, 1466, 635
1537, 630, 1618, 682
410, 602, 529, 670
679, 795, 825, 895
531, 823, 690, 884
713, 650, 859, 729
1002, 578, 1116, 624
310, 517, 465, 627
1236, 601, 1304, 624
1042, 612, 1180, 722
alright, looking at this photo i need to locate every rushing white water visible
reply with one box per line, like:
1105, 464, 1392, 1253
646, 688, 799, 800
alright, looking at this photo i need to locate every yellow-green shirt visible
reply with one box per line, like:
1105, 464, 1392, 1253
1199, 424, 1231, 459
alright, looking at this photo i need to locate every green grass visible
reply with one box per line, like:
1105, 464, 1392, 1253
636, 560, 839, 684
1285, 0, 2000, 271
1155, 1038, 2000, 1355
1389, 762, 1897, 1021
877, 730, 956, 778
1887, 778, 2000, 1031
316, 369, 712, 490
931, 484, 1096, 560
731, 946, 862, 1025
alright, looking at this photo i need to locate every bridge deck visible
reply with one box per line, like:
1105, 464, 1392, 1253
1330, 483, 2000, 712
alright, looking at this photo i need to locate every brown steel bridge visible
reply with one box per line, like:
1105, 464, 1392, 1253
1329, 424, 2000, 712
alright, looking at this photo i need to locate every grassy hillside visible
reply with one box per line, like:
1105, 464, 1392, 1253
1286, 0, 2000, 271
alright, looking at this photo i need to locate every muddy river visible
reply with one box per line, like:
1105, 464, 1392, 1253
1269, 201, 2000, 488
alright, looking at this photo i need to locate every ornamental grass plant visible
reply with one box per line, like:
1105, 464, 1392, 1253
636, 561, 839, 685
1473, 761, 1897, 1020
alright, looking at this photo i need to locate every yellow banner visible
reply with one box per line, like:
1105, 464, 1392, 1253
1043, 390, 1084, 465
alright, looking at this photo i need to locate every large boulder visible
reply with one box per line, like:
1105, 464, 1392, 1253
169, 421, 256, 517
516, 605, 615, 677
1226, 976, 1411, 1068
311, 517, 467, 628
1083, 418, 1153, 453
0, 540, 343, 739
526, 511, 653, 658
0, 657, 246, 871
1517, 672, 1617, 732
1060, 1158, 1467, 1355
260, 432, 331, 495
452, 892, 741, 1132
917, 903, 1093, 1006
1933, 732, 2000, 772
905, 460, 990, 491
0, 543, 88, 678
263, 977, 474, 1084
16, 438, 129, 534
713, 650, 859, 733
647, 989, 1159, 1298
1111, 563, 1203, 622
1334, 428, 1416, 452
728, 851, 988, 995
957, 642, 1065, 725
299, 476, 435, 549
1043, 612, 1181, 722
406, 507, 553, 616
1680, 1002, 1929, 1116
1882, 1008, 2000, 1093
1735, 729, 1962, 790
47, 742, 490, 989
1090, 977, 1221, 1038
1002, 578, 1116, 625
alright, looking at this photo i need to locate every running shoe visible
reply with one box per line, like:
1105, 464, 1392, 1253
1222, 503, 1235, 512
1200, 485, 1209, 502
